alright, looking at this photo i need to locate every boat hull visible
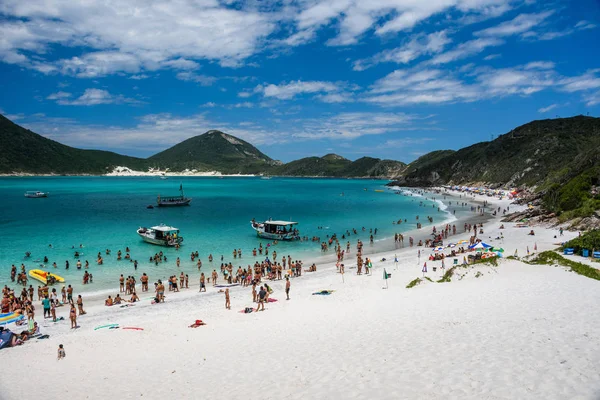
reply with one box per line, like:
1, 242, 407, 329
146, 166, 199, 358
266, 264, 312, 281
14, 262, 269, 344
157, 199, 191, 207
255, 231, 297, 240
138, 233, 184, 247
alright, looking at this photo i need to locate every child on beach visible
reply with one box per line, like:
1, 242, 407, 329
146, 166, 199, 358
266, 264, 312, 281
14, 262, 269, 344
224, 288, 230, 310
57, 344, 65, 360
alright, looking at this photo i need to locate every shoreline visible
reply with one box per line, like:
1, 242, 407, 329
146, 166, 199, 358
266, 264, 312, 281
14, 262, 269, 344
2, 187, 599, 400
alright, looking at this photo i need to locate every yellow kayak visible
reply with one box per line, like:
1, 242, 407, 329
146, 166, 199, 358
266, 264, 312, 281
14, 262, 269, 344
28, 269, 65, 285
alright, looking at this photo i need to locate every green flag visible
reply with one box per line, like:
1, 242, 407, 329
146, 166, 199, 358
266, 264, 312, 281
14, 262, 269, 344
383, 269, 390, 279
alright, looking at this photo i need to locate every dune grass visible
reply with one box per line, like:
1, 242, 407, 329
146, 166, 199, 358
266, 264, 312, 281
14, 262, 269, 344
528, 251, 600, 281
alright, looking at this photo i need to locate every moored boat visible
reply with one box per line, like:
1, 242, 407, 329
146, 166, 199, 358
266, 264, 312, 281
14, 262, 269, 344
24, 191, 48, 198
157, 184, 191, 207
250, 219, 299, 240
137, 224, 183, 246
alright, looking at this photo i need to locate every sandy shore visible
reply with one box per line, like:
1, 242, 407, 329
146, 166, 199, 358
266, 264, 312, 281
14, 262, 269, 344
1, 190, 599, 400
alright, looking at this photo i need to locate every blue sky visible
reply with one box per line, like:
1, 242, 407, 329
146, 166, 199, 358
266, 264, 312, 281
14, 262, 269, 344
0, 0, 599, 163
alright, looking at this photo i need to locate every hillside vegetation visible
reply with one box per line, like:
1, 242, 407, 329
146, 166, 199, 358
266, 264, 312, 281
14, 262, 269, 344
0, 114, 146, 174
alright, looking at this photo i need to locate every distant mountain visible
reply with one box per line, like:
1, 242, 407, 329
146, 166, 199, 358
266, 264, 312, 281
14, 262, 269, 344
0, 114, 406, 178
148, 130, 276, 174
0, 114, 145, 174
273, 154, 407, 178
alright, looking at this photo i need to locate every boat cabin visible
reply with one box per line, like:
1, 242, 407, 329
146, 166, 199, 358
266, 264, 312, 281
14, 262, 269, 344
262, 220, 298, 234
151, 225, 180, 239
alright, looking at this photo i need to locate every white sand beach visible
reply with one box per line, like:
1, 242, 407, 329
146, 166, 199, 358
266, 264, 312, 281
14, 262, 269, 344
1, 191, 599, 400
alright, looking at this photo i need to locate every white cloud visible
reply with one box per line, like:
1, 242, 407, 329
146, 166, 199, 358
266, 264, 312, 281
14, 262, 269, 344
46, 91, 72, 100
575, 20, 597, 30
538, 104, 557, 113
484, 53, 501, 60
583, 91, 600, 106
366, 68, 480, 106
353, 30, 451, 71
257, 80, 341, 100
476, 10, 554, 37
49, 89, 141, 106
430, 37, 504, 64
129, 74, 149, 80
175, 72, 217, 86
559, 70, 600, 93
292, 112, 417, 140
0, 0, 275, 75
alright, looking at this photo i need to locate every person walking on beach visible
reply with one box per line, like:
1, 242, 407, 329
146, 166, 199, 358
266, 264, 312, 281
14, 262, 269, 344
212, 270, 218, 286
285, 277, 290, 300
224, 288, 230, 310
199, 273, 206, 292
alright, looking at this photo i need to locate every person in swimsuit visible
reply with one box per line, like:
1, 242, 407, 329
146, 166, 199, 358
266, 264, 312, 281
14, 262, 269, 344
224, 288, 230, 310
69, 304, 77, 329
199, 273, 206, 292
257, 286, 266, 311
285, 277, 290, 300
76, 295, 86, 315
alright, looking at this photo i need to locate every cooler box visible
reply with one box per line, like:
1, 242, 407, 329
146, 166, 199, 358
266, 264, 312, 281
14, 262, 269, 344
582, 249, 589, 257
563, 248, 574, 255
593, 251, 600, 259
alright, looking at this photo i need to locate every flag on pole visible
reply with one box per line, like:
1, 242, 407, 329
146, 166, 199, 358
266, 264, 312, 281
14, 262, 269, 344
383, 269, 390, 279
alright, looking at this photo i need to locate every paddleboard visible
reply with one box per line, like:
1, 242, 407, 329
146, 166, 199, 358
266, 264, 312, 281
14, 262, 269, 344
122, 327, 144, 331
94, 323, 119, 331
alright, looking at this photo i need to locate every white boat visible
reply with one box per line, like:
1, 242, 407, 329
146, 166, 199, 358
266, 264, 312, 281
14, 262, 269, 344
250, 219, 299, 240
24, 191, 48, 198
137, 224, 183, 246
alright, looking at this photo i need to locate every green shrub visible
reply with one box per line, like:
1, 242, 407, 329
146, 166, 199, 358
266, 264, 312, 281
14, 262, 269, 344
562, 230, 600, 254
406, 278, 422, 288
529, 251, 600, 280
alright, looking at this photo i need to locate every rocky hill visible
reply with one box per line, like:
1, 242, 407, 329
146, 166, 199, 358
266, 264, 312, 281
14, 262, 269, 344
0, 114, 146, 174
148, 130, 276, 174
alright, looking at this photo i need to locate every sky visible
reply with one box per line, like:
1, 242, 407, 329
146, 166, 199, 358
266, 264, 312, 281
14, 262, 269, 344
0, 0, 599, 163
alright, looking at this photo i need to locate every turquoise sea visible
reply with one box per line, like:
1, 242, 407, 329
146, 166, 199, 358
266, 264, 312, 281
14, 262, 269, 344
0, 177, 456, 295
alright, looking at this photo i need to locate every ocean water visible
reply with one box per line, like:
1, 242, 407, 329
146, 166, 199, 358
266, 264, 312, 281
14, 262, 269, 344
0, 177, 455, 295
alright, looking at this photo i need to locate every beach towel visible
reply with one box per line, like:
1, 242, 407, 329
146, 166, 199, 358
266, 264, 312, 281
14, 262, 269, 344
189, 319, 206, 328
312, 290, 334, 295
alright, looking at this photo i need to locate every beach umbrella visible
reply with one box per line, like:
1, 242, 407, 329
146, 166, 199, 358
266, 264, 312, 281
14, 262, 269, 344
447, 243, 456, 248
492, 247, 504, 252
433, 246, 444, 252
457, 239, 469, 245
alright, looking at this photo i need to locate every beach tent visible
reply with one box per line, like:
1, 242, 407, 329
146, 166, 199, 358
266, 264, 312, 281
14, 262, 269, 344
469, 242, 492, 250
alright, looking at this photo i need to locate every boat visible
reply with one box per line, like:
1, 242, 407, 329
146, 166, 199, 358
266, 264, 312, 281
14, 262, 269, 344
250, 219, 299, 240
260, 176, 272, 180
157, 184, 191, 207
137, 224, 184, 246
28, 269, 65, 285
24, 191, 48, 198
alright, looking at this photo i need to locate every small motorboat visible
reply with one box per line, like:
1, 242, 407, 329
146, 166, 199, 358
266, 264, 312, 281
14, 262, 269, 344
147, 205, 154, 209
137, 224, 184, 246
250, 219, 299, 241
25, 191, 48, 198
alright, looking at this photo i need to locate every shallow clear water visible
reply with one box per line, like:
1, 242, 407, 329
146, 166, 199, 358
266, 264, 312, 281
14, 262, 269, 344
0, 177, 456, 295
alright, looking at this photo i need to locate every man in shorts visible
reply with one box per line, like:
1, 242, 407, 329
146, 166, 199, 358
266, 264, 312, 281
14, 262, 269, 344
285, 277, 290, 300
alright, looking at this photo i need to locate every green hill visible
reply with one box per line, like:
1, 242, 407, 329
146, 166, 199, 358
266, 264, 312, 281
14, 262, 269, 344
273, 154, 406, 177
148, 130, 275, 174
0, 114, 146, 174
395, 116, 600, 188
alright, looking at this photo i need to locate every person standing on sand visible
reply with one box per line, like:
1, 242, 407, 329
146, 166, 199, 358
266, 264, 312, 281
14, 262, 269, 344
285, 277, 290, 300
42, 295, 51, 319
119, 275, 125, 292
76, 295, 86, 315
69, 304, 77, 329
224, 288, 230, 310
212, 270, 218, 286
252, 282, 257, 303
257, 286, 266, 311
199, 273, 206, 292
